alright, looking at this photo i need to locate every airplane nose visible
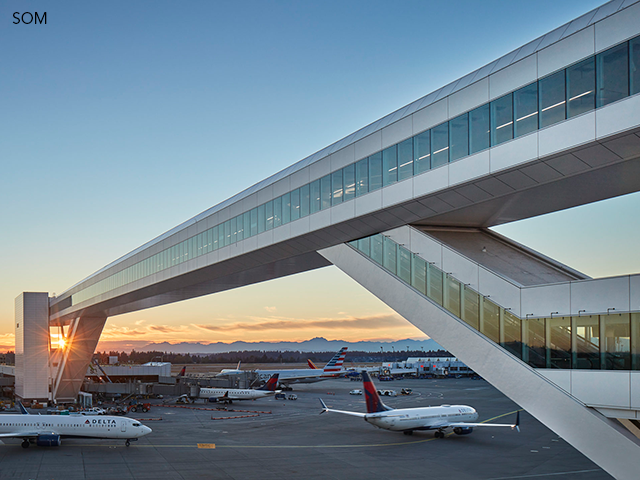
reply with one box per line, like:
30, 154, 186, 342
143, 426, 152, 435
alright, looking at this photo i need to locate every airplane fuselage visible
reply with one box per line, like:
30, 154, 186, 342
199, 388, 274, 400
365, 405, 478, 431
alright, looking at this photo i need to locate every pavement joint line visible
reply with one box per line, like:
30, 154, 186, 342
484, 468, 603, 479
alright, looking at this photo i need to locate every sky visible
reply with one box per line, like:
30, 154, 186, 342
2, 0, 638, 352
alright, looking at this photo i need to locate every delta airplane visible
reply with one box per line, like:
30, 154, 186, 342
199, 373, 280, 402
254, 347, 348, 387
320, 372, 519, 437
0, 403, 152, 448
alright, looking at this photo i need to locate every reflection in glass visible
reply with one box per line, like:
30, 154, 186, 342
300, 184, 310, 217
449, 113, 469, 162
369, 152, 383, 191
398, 138, 413, 181
382, 145, 398, 186
481, 298, 500, 343
503, 310, 522, 359
370, 234, 383, 265
566, 57, 595, 118
539, 71, 566, 127
310, 180, 320, 214
398, 246, 411, 284
383, 236, 397, 274
265, 201, 273, 230
290, 189, 300, 221
462, 286, 479, 330
596, 43, 629, 107
444, 276, 461, 317
632, 313, 640, 370
273, 196, 282, 228
320, 175, 331, 210
632, 36, 640, 95
411, 255, 427, 295
431, 123, 449, 168
526, 318, 546, 368
491, 94, 513, 145
469, 104, 490, 154
549, 316, 572, 369
514, 83, 538, 137
413, 130, 431, 174
257, 204, 266, 233
603, 313, 630, 369
331, 170, 343, 206
355, 158, 369, 196
343, 164, 355, 201
427, 264, 443, 306
576, 315, 599, 369
282, 193, 291, 224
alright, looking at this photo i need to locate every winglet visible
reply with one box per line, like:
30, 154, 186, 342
17, 401, 29, 415
319, 398, 328, 414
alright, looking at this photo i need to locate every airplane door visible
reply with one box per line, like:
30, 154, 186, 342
121, 421, 126, 433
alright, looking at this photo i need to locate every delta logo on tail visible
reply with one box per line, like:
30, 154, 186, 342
362, 372, 392, 413
177, 366, 186, 377
258, 373, 280, 391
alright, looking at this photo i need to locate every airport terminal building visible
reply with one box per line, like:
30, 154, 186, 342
15, 1, 640, 477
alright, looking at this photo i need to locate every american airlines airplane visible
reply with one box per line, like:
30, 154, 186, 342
320, 372, 519, 437
0, 403, 152, 448
199, 373, 280, 402
255, 347, 348, 387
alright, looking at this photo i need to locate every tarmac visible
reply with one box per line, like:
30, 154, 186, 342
0, 377, 611, 479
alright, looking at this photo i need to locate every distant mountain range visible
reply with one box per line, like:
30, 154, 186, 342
133, 337, 442, 354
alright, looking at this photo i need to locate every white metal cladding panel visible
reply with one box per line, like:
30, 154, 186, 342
243, 234, 258, 253
290, 166, 310, 190
309, 155, 331, 181
521, 283, 571, 317
449, 150, 490, 187
309, 208, 331, 231
330, 200, 355, 225
570, 276, 630, 314
409, 229, 443, 269
478, 267, 521, 314
241, 193, 258, 212
382, 117, 413, 150
355, 189, 382, 216
413, 166, 448, 199
537, 26, 595, 78
272, 177, 290, 198
571, 370, 631, 408
442, 247, 479, 290
595, 94, 640, 139
257, 184, 273, 205
631, 372, 640, 409
448, 78, 489, 118
538, 369, 572, 394
272, 223, 291, 244
490, 132, 539, 173
595, 1, 640, 52
412, 99, 447, 134
290, 215, 310, 237
330, 144, 355, 172
21, 293, 49, 399
382, 179, 412, 209
539, 111, 596, 157
217, 206, 231, 224
489, 55, 538, 101
630, 275, 640, 311
354, 131, 382, 161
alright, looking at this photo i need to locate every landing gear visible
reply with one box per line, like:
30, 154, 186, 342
21, 439, 30, 449
403, 430, 414, 436
125, 440, 130, 447
434, 431, 445, 439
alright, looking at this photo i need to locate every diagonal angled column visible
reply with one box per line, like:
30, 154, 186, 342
320, 243, 640, 480
52, 316, 106, 402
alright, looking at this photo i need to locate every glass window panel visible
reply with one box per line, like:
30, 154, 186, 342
431, 123, 449, 168
427, 264, 443, 306
469, 104, 490, 154
224, 220, 231, 246
398, 246, 411, 284
539, 70, 566, 127
197, 233, 203, 256
382, 236, 397, 274
603, 313, 630, 370
491, 93, 513, 145
549, 316, 572, 369
250, 207, 258, 236
273, 196, 282, 228
357, 237, 370, 256
320, 175, 332, 210
411, 255, 427, 295
343, 164, 355, 201
331, 169, 343, 206
370, 234, 384, 265
243, 211, 251, 238
291, 188, 300, 221
369, 152, 383, 191
481, 297, 500, 343
503, 310, 522, 359
596, 43, 629, 107
282, 193, 291, 225
230, 217, 237, 244
236, 215, 243, 242
631, 313, 640, 370
413, 130, 431, 174
449, 113, 469, 162
514, 83, 538, 137
300, 184, 310, 217
355, 158, 369, 196
265, 200, 274, 230
397, 138, 413, 181
631, 36, 640, 95
444, 276, 461, 318
310, 179, 321, 214
526, 318, 546, 368
462, 286, 479, 330
567, 57, 595, 118
576, 313, 601, 362
257, 204, 266, 233
382, 145, 398, 186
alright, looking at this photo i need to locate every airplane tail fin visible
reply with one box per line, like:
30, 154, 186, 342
177, 366, 186, 377
362, 371, 392, 413
323, 347, 348, 374
236, 361, 241, 370
17, 401, 29, 415
307, 359, 318, 369
258, 373, 279, 391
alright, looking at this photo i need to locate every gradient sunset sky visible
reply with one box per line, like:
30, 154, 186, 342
2, 0, 639, 353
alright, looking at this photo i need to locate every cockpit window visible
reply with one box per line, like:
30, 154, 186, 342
132, 423, 141, 427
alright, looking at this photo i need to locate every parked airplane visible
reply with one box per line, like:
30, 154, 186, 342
255, 347, 348, 388
176, 366, 186, 377
0, 402, 152, 448
307, 359, 318, 369
320, 372, 520, 437
199, 373, 280, 403
215, 361, 242, 377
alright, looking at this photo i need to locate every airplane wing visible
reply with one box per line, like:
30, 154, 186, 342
0, 431, 42, 438
448, 411, 520, 431
319, 399, 366, 418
